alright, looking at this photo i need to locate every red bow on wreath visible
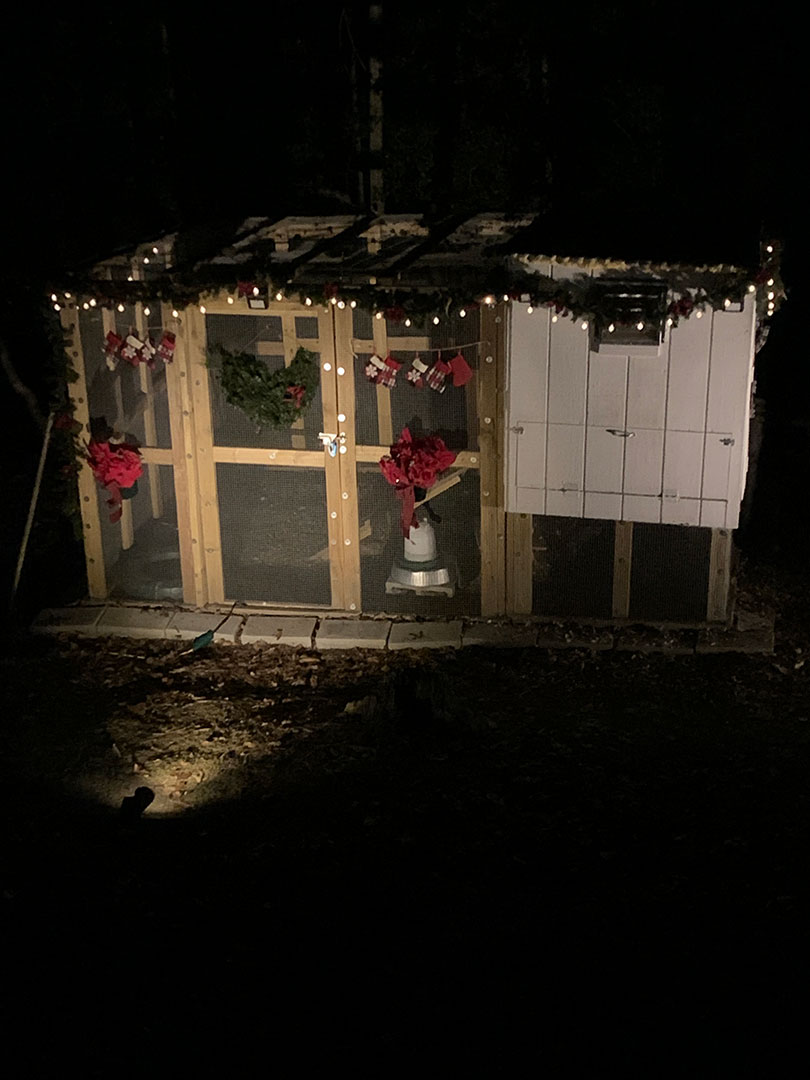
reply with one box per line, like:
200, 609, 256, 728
284, 384, 307, 409
379, 427, 457, 536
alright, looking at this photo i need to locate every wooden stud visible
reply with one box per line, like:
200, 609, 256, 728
212, 447, 323, 467
281, 311, 306, 450
138, 448, 173, 465
478, 304, 507, 615
318, 306, 347, 608
163, 303, 208, 606
372, 313, 393, 445
186, 305, 225, 602
506, 512, 533, 614
612, 520, 633, 618
135, 301, 163, 519
61, 308, 107, 598
707, 527, 732, 622
354, 445, 481, 469
333, 305, 362, 611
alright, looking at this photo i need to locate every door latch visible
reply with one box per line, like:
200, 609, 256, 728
606, 429, 636, 438
318, 432, 347, 457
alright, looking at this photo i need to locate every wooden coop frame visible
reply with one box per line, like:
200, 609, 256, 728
59, 213, 764, 626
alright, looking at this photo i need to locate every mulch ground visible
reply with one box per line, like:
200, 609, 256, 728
2, 559, 810, 1075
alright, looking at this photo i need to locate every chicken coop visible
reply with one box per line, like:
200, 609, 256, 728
55, 214, 780, 627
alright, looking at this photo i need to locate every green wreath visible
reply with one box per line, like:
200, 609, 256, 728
208, 345, 319, 427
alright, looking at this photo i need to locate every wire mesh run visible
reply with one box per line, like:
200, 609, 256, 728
98, 465, 181, 601
531, 516, 615, 620
351, 308, 480, 451
81, 308, 171, 449
629, 523, 711, 622
356, 462, 481, 616
206, 313, 324, 450
216, 463, 331, 605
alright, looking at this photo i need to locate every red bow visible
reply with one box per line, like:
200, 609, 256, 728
285, 384, 306, 408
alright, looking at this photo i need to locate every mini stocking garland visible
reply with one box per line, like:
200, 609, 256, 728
406, 355, 428, 388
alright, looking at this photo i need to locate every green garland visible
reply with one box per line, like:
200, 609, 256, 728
207, 345, 319, 428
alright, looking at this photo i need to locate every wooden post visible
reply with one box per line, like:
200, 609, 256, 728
164, 303, 208, 606
612, 521, 633, 619
135, 300, 164, 519
186, 305, 225, 602
506, 512, 533, 614
333, 305, 362, 611
318, 306, 347, 609
707, 527, 732, 622
373, 313, 393, 445
282, 310, 306, 450
478, 304, 507, 615
61, 308, 107, 598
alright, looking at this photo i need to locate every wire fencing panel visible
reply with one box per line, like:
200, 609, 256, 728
215, 463, 331, 606
97, 465, 181, 601
629, 522, 710, 622
205, 313, 324, 450
531, 516, 615, 620
352, 308, 483, 615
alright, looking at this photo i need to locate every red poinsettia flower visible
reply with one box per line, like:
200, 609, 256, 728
379, 427, 457, 536
86, 439, 144, 490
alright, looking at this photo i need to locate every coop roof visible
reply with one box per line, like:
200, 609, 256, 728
59, 211, 776, 314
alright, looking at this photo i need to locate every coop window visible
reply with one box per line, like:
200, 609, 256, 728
592, 281, 667, 349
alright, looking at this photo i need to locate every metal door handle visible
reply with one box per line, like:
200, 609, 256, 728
606, 429, 635, 438
510, 425, 525, 435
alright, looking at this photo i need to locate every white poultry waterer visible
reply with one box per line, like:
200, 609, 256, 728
403, 517, 437, 562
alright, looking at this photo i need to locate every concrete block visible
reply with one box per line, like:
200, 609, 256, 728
462, 622, 537, 648
535, 624, 614, 651
166, 611, 242, 643
388, 621, 463, 650
315, 619, 391, 650
615, 626, 696, 655
697, 624, 775, 655
241, 615, 316, 647
97, 606, 173, 638
32, 606, 105, 635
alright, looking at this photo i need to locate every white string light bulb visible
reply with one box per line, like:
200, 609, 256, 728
459, 309, 466, 318
404, 318, 411, 327
143, 306, 150, 317
350, 300, 357, 309
172, 309, 179, 318
117, 303, 125, 312
432, 316, 440, 325
608, 323, 615, 333
375, 311, 383, 320
337, 300, 345, 309
527, 306, 534, 314
200, 305, 206, 313
305, 297, 313, 306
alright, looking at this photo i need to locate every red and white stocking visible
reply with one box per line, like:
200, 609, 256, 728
104, 331, 123, 371
426, 358, 451, 393
156, 331, 176, 364
364, 353, 401, 389
449, 351, 474, 387
406, 356, 428, 388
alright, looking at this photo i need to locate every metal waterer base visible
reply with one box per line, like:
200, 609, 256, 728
385, 557, 456, 597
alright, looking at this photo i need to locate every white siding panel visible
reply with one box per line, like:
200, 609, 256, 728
702, 433, 733, 501
707, 302, 756, 435
515, 422, 546, 490
663, 430, 703, 499
584, 492, 622, 520
508, 304, 549, 424
627, 354, 667, 430
587, 353, 627, 427
661, 498, 700, 526
513, 488, 547, 515
547, 317, 589, 425
546, 423, 585, 492
700, 500, 728, 528
546, 488, 584, 517
624, 428, 664, 495
585, 426, 624, 492
622, 495, 661, 523
666, 314, 712, 432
